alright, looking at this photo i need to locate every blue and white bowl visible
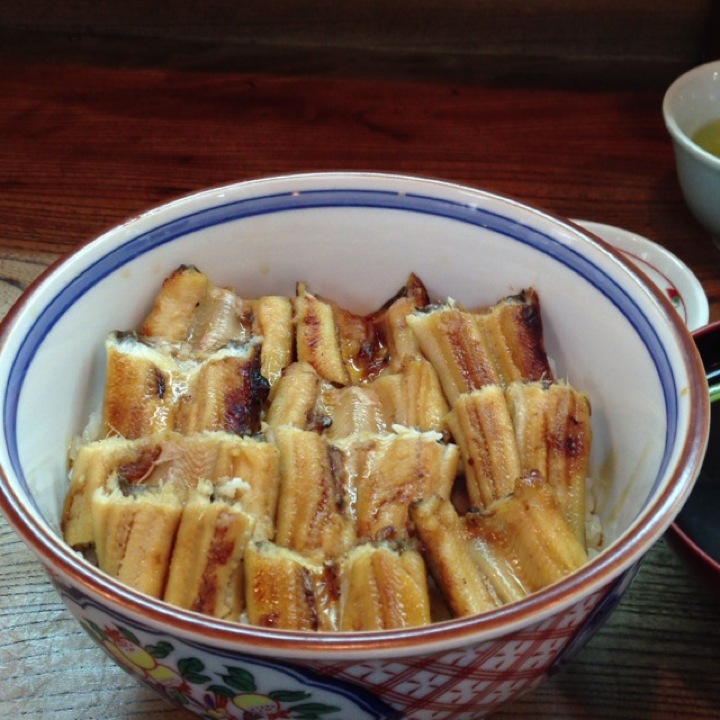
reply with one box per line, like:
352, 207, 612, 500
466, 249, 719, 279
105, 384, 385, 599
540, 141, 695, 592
0, 173, 709, 719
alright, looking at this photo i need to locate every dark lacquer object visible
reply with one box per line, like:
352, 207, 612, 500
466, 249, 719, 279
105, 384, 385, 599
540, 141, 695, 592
669, 321, 720, 595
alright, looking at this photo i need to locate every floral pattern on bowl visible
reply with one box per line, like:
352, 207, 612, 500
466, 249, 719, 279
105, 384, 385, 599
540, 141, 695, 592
86, 620, 347, 720
55, 578, 400, 720
52, 571, 613, 720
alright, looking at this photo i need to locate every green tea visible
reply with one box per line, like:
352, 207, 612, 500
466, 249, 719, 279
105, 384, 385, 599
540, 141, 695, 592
692, 118, 720, 158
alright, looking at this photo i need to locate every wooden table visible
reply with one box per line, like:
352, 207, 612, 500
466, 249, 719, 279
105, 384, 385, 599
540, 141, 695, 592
1, 51, 719, 719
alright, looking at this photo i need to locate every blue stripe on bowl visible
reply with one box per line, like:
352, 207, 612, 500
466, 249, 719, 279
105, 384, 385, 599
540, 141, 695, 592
3, 188, 676, 509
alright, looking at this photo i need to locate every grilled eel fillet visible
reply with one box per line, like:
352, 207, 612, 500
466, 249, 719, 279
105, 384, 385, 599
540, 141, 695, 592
90, 477, 257, 615
331, 428, 459, 542
75, 433, 279, 616
406, 289, 553, 405
506, 381, 592, 544
140, 264, 216, 343
267, 357, 448, 438
321, 386, 388, 440
295, 283, 352, 386
244, 540, 431, 631
295, 274, 430, 386
273, 426, 356, 560
102, 333, 269, 439
163, 480, 255, 619
443, 381, 592, 538
62, 431, 280, 549
251, 428, 455, 628
412, 479, 588, 616
410, 495, 502, 616
244, 541, 339, 631
91, 481, 183, 599
444, 385, 521, 509
266, 361, 390, 438
338, 543, 431, 631
66, 267, 596, 628
369, 356, 449, 433
253, 295, 295, 394
272, 426, 458, 556
265, 361, 326, 431
465, 476, 589, 592
379, 272, 430, 371
140, 264, 294, 394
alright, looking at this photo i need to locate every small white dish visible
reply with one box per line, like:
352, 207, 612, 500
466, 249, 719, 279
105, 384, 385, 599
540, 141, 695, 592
574, 219, 709, 331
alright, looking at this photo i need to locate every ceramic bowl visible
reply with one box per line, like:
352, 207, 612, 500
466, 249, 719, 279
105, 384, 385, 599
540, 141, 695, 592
668, 321, 720, 597
572, 219, 709, 331
0, 173, 709, 720
663, 60, 720, 241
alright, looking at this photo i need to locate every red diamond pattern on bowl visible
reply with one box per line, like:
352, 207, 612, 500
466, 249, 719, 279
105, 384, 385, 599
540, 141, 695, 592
305, 591, 603, 719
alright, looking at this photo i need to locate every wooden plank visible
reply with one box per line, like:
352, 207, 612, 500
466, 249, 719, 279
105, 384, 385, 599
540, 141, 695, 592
0, 251, 59, 318
0, 0, 716, 86
0, 0, 713, 62
1, 53, 720, 720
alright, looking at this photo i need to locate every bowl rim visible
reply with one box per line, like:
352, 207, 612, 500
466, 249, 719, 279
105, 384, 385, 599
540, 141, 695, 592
0, 171, 711, 658
662, 59, 720, 169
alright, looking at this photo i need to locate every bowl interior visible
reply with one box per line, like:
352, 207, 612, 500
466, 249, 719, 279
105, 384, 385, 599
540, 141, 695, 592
0, 173, 706, 644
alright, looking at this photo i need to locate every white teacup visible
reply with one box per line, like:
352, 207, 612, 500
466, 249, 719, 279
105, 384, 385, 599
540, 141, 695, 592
663, 60, 720, 241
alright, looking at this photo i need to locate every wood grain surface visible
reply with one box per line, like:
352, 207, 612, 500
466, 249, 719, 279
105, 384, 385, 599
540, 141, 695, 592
0, 0, 716, 86
0, 50, 719, 719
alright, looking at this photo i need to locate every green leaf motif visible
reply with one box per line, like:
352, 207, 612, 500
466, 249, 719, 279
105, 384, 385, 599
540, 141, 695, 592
221, 665, 257, 693
207, 684, 236, 699
146, 641, 174, 659
288, 701, 342, 718
186, 671, 212, 684
82, 620, 106, 643
178, 657, 206, 676
269, 690, 313, 702
178, 657, 211, 684
168, 689, 190, 706
119, 626, 141, 646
